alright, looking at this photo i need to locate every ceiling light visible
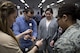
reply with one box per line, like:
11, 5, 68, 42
25, 3, 28, 6
25, 7, 27, 9
50, 3, 54, 6
17, 5, 20, 9
38, 5, 40, 7
25, 3, 29, 7
27, 5, 29, 7
47, 5, 50, 8
41, 0, 46, 3
40, 6, 42, 8
20, 0, 25, 3
39, 3, 42, 6
57, 0, 63, 3
38, 3, 42, 7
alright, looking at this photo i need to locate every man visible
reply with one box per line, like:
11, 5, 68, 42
12, 8, 37, 53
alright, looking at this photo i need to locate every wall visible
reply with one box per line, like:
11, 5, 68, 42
17, 7, 59, 17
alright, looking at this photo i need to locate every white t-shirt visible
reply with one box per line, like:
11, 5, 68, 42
46, 19, 51, 31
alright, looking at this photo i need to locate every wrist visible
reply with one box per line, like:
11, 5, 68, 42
34, 45, 39, 49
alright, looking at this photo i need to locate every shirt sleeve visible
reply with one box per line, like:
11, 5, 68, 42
37, 20, 42, 39
0, 34, 23, 53
12, 22, 21, 35
53, 31, 80, 53
0, 44, 23, 53
32, 20, 37, 38
51, 22, 58, 41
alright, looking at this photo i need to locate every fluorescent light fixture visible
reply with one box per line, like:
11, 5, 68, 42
39, 3, 42, 6
40, 6, 42, 8
25, 7, 27, 9
38, 3, 42, 7
25, 3, 29, 7
38, 5, 39, 7
38, 5, 40, 7
57, 0, 63, 3
25, 3, 28, 6
50, 3, 54, 6
41, 0, 46, 3
27, 5, 29, 7
17, 5, 20, 9
20, 0, 25, 3
47, 5, 50, 8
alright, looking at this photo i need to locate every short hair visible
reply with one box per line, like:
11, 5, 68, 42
58, 3, 78, 20
23, 8, 34, 14
45, 8, 53, 14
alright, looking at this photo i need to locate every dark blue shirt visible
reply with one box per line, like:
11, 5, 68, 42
12, 16, 37, 48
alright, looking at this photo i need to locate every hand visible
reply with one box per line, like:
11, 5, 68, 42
22, 29, 33, 35
35, 39, 43, 47
24, 35, 31, 40
50, 40, 54, 47
31, 36, 36, 41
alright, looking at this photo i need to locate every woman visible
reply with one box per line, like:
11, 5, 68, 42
53, 4, 80, 53
0, 1, 43, 53
38, 8, 58, 53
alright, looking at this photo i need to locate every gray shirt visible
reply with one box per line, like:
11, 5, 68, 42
38, 17, 58, 51
38, 17, 58, 41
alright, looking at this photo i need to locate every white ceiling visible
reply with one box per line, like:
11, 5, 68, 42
8, 0, 80, 9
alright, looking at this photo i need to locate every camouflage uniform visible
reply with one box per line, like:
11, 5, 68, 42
53, 23, 80, 53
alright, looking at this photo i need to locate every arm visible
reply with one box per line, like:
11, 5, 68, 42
12, 19, 32, 40
37, 20, 42, 40
28, 39, 43, 53
12, 22, 23, 40
16, 29, 33, 40
12, 22, 21, 35
31, 20, 37, 41
52, 22, 59, 41
0, 34, 23, 53
0, 45, 22, 53
53, 31, 80, 53
50, 23, 58, 47
53, 38, 75, 53
32, 20, 37, 38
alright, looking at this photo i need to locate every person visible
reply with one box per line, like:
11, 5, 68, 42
34, 12, 42, 25
38, 8, 58, 53
19, 10, 23, 16
53, 4, 80, 53
12, 8, 37, 53
0, 1, 43, 53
